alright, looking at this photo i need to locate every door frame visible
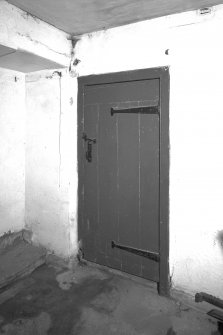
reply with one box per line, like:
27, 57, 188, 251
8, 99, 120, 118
77, 67, 170, 296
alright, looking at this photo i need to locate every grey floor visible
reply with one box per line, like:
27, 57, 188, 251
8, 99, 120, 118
0, 259, 219, 335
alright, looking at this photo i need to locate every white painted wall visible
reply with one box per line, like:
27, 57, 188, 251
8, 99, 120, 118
0, 1, 73, 252
0, 1, 71, 67
25, 70, 77, 257
71, 5, 223, 298
0, 68, 25, 236
1, 0, 222, 299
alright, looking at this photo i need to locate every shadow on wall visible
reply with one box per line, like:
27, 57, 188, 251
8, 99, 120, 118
215, 230, 223, 253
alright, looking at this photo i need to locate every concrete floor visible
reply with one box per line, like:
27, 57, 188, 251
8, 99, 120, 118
0, 260, 220, 335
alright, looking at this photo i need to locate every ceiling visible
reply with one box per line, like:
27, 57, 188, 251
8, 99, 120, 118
7, 0, 223, 35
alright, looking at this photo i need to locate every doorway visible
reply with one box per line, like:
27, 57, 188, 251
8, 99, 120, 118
78, 67, 169, 295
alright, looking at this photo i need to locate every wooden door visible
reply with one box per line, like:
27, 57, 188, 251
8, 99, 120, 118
78, 68, 169, 295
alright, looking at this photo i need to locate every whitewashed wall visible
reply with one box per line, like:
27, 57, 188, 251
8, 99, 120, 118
0, 1, 70, 67
0, 69, 25, 235
72, 5, 223, 297
0, 1, 73, 254
25, 70, 77, 257
1, 0, 223, 299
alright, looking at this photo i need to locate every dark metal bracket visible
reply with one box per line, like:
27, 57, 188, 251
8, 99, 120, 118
195, 292, 223, 334
111, 106, 159, 116
195, 292, 223, 310
82, 133, 96, 163
111, 240, 160, 262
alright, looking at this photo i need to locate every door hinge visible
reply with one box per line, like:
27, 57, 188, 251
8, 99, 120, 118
111, 240, 160, 262
111, 106, 159, 116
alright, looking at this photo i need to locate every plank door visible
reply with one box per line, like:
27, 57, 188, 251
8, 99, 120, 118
78, 68, 169, 295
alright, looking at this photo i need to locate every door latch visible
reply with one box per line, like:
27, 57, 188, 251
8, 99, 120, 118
82, 133, 96, 162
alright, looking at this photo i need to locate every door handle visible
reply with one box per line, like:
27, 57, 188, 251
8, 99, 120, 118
82, 133, 96, 162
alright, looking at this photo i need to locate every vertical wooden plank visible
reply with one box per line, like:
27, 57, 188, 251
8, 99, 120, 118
117, 110, 141, 275
77, 78, 90, 259
78, 68, 169, 294
97, 103, 121, 269
77, 79, 84, 246
140, 113, 160, 281
82, 104, 99, 262
159, 68, 170, 296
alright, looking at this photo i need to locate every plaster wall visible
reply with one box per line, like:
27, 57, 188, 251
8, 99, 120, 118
25, 71, 77, 257
0, 1, 73, 253
72, 5, 223, 297
0, 1, 71, 68
0, 74, 76, 255
0, 69, 25, 236
3, 0, 223, 299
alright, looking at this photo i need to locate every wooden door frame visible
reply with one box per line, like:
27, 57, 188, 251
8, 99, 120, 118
77, 67, 170, 296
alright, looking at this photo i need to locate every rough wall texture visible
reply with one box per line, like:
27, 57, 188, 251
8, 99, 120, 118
1, 0, 223, 300
0, 70, 77, 258
0, 1, 74, 255
0, 1, 71, 67
73, 5, 223, 297
25, 70, 77, 257
0, 69, 25, 236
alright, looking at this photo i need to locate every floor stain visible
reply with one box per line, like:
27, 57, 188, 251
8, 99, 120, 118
166, 327, 177, 335
56, 265, 108, 290
0, 263, 219, 335
0, 312, 51, 335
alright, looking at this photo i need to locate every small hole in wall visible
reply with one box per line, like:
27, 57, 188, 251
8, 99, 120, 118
198, 7, 212, 15
73, 58, 81, 66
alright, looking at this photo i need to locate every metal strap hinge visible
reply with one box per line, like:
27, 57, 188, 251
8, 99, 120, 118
111, 240, 160, 262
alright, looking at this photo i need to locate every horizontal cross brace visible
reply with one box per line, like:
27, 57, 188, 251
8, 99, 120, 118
111, 106, 159, 116
111, 240, 160, 262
